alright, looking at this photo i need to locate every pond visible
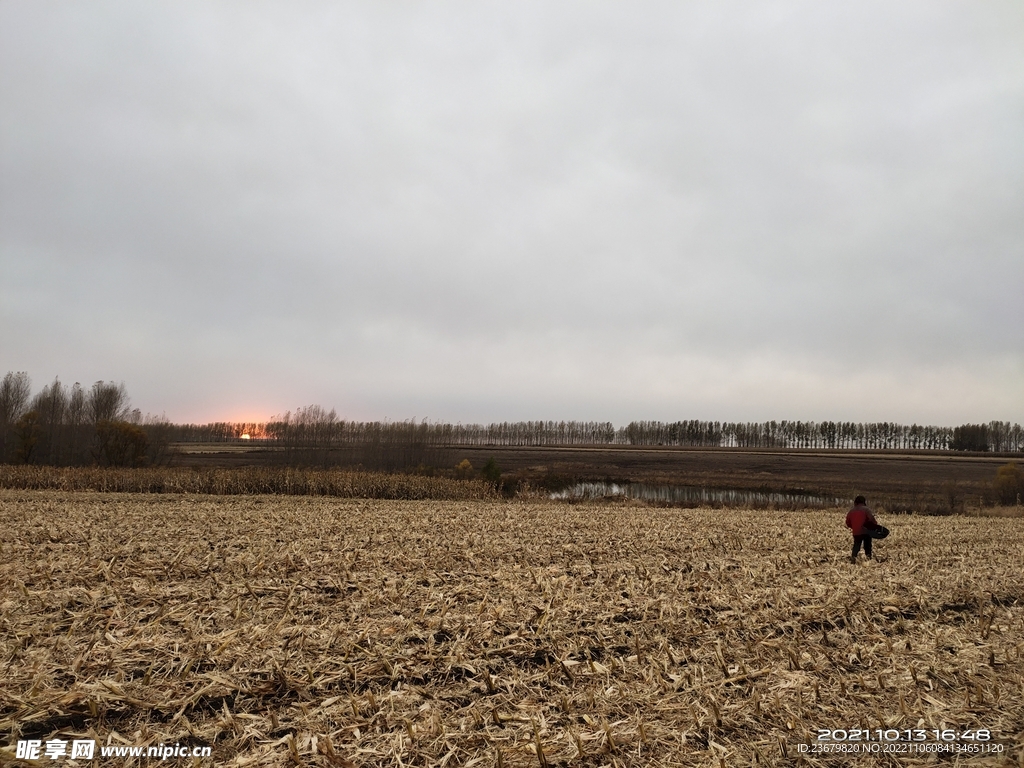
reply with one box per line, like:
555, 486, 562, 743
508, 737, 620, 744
550, 481, 844, 508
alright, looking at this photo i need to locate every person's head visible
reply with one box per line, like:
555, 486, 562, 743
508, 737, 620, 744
854, 495, 866, 506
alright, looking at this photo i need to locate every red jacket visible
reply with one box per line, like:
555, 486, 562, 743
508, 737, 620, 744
846, 505, 877, 536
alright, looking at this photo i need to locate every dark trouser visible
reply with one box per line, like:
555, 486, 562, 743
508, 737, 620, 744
852, 534, 872, 559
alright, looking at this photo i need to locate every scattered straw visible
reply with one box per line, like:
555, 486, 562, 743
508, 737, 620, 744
1, 491, 1022, 766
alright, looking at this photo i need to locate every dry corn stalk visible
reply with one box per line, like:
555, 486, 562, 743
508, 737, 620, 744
0, 489, 1022, 766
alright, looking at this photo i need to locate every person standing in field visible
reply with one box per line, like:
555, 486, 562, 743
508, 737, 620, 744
846, 495, 878, 563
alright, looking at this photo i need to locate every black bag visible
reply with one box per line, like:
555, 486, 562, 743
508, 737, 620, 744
868, 525, 889, 539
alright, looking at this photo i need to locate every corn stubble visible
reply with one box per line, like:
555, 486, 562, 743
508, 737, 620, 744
1, 491, 1022, 767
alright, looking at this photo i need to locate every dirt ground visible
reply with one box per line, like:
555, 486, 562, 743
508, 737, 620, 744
174, 444, 1015, 512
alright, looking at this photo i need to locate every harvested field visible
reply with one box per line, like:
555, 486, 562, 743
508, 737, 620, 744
2, 491, 1023, 767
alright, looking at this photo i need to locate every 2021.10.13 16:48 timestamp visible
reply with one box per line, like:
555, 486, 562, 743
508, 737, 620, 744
817, 729, 992, 742
796, 729, 1006, 756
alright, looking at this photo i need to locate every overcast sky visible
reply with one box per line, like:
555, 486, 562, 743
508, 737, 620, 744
2, 2, 1022, 425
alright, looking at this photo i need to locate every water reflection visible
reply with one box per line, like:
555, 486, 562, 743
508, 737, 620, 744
551, 481, 842, 508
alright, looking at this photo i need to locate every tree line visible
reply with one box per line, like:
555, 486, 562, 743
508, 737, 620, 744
180, 415, 1019, 456
621, 419, 1024, 451
2, 371, 1022, 470
171, 412, 1023, 453
0, 372, 170, 467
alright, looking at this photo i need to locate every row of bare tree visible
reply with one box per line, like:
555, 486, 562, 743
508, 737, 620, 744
4, 370, 1021, 469
0, 372, 169, 466
624, 419, 1022, 451
170, 410, 1023, 453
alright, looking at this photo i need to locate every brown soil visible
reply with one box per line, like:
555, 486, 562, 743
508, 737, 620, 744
173, 443, 1013, 512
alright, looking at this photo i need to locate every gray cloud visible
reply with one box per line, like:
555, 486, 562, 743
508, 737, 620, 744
2, 1, 1022, 424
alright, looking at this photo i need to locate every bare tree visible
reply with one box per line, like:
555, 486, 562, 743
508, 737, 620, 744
0, 372, 33, 462
30, 378, 69, 464
14, 410, 40, 463
87, 381, 130, 424
66, 383, 88, 463
95, 420, 149, 467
